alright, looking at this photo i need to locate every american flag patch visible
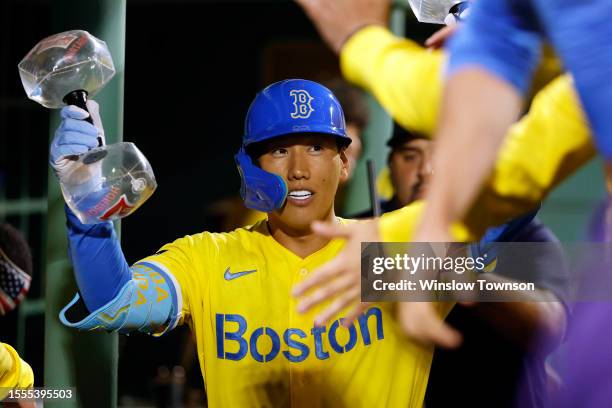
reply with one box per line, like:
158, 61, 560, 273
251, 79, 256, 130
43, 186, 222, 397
0, 246, 31, 313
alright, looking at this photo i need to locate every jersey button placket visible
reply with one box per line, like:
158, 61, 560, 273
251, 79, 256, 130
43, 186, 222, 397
292, 262, 311, 401
288, 261, 305, 395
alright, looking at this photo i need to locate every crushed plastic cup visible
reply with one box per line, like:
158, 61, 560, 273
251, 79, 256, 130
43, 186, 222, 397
60, 142, 157, 224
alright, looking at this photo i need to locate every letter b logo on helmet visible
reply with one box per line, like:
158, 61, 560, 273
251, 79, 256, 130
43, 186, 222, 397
290, 89, 314, 119
235, 79, 352, 213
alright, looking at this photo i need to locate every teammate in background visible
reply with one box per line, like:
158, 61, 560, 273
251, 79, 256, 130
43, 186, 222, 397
294, 0, 595, 347
354, 125, 432, 218
0, 223, 35, 406
52, 80, 452, 407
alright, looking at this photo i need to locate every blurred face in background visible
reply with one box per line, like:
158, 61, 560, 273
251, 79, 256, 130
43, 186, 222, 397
388, 138, 433, 205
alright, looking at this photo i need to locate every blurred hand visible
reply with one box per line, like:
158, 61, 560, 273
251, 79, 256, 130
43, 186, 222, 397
425, 24, 460, 50
413, 222, 453, 243
293, 217, 462, 348
292, 218, 379, 326
397, 302, 462, 348
295, 0, 390, 54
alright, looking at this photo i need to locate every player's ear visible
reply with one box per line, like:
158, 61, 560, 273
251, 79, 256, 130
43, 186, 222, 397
339, 148, 349, 182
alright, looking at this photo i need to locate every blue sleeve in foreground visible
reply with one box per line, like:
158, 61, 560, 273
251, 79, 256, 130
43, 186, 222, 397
533, 0, 612, 159
65, 205, 131, 312
447, 0, 542, 95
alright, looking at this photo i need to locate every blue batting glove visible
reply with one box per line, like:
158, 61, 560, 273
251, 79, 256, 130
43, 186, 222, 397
50, 101, 104, 179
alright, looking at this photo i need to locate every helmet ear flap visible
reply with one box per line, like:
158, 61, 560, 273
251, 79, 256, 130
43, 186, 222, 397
235, 147, 288, 212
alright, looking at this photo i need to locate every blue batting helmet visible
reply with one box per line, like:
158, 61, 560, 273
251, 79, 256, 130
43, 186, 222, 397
235, 79, 351, 212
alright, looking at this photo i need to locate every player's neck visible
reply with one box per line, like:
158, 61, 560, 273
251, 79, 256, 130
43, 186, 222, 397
267, 212, 338, 259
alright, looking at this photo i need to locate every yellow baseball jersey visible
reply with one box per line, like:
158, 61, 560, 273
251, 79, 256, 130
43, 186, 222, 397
139, 219, 445, 407
0, 343, 34, 400
340, 26, 595, 240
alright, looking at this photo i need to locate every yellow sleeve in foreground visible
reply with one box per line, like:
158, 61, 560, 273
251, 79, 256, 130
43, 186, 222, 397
0, 343, 34, 400
340, 27, 562, 138
465, 75, 596, 235
379, 75, 596, 241
340, 25, 444, 135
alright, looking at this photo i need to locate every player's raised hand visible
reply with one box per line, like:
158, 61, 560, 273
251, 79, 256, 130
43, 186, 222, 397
50, 100, 104, 180
292, 218, 378, 326
295, 0, 389, 54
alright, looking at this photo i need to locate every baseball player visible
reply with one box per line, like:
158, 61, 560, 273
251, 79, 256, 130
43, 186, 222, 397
52, 79, 454, 407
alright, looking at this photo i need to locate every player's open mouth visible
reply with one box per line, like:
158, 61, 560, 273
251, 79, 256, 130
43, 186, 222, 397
287, 190, 314, 206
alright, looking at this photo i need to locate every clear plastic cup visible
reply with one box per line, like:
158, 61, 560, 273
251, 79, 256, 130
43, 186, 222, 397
60, 142, 157, 224
18, 30, 115, 109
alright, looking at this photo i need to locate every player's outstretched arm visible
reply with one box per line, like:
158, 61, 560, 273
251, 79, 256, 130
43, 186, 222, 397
340, 25, 445, 135
415, 0, 543, 241
417, 68, 525, 242
50, 103, 179, 336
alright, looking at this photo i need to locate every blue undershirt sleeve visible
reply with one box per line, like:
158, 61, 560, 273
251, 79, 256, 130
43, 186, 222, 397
533, 0, 612, 159
65, 205, 131, 312
447, 0, 542, 95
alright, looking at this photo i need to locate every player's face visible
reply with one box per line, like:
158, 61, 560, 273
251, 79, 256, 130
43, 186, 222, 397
258, 134, 348, 231
388, 139, 433, 205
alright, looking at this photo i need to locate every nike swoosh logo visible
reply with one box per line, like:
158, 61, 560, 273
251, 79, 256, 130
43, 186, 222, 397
224, 267, 257, 281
